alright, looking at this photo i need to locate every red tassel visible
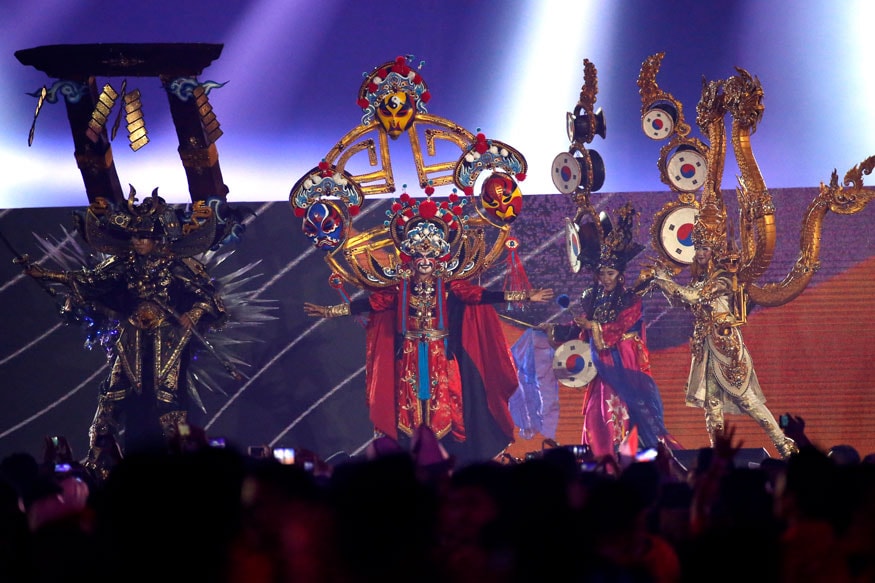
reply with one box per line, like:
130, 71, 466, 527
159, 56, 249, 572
503, 237, 531, 310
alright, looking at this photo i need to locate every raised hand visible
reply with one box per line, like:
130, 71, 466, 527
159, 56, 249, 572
528, 288, 554, 302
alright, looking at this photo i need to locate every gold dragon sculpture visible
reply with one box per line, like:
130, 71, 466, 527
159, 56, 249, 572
638, 51, 875, 319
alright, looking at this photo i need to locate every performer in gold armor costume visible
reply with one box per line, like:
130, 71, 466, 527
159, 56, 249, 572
24, 190, 227, 480
648, 207, 798, 458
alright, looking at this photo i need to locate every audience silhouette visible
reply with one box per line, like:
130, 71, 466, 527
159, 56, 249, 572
1, 418, 873, 583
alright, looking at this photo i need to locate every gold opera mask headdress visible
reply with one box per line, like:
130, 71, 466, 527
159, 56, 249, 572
357, 55, 431, 139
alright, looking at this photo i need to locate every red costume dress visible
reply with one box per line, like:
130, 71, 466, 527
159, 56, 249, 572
355, 278, 518, 464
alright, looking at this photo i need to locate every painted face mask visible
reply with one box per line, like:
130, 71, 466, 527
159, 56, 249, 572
481, 173, 522, 223
302, 201, 344, 250
376, 91, 415, 139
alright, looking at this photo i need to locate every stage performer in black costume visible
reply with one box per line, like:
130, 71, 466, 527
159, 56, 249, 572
24, 189, 228, 480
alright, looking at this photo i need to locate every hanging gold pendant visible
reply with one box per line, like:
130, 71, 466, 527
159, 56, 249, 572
85, 83, 118, 143
125, 88, 149, 151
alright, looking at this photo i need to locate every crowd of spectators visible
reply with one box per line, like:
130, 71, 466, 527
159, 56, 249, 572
1, 417, 873, 583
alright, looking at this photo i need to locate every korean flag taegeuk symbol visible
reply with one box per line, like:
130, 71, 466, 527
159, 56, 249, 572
552, 340, 596, 388
666, 146, 707, 193
551, 151, 582, 194
658, 205, 698, 264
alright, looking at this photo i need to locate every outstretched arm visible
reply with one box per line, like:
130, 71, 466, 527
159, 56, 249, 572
303, 302, 351, 318
24, 263, 71, 285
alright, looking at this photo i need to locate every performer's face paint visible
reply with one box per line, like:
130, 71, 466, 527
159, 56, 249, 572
376, 91, 415, 139
302, 202, 344, 249
413, 257, 436, 277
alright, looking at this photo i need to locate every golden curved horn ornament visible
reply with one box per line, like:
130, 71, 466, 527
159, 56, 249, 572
640, 53, 875, 312
747, 157, 875, 306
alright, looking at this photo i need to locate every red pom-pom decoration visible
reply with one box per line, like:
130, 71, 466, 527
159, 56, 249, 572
413, 73, 422, 84
464, 186, 474, 196
349, 205, 360, 216
318, 160, 330, 171
391, 202, 402, 212
424, 185, 435, 196
440, 201, 449, 209
357, 97, 370, 108
452, 206, 463, 215
420, 91, 431, 103
419, 199, 438, 219
294, 207, 305, 218
449, 192, 459, 203
474, 133, 489, 154
516, 172, 527, 182
400, 192, 411, 204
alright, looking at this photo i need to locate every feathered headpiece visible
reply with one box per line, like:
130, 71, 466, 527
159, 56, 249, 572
577, 202, 645, 273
